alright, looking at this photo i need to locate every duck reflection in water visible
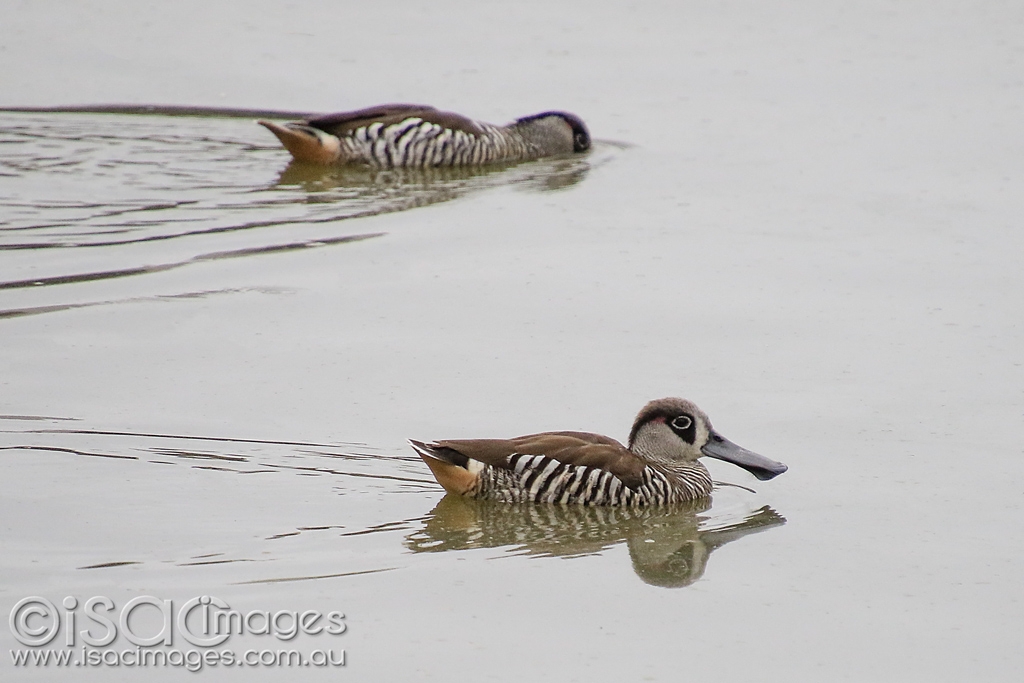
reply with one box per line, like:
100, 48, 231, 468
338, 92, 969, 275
273, 153, 592, 199
405, 494, 785, 588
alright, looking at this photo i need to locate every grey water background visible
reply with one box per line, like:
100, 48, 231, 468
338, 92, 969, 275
2, 1, 1023, 680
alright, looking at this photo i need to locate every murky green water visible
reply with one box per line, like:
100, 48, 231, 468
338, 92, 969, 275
3, 2, 1024, 681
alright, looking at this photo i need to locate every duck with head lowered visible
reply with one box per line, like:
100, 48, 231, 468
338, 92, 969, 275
410, 398, 788, 507
258, 103, 590, 167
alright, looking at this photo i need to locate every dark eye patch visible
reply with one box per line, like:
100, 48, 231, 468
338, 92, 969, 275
669, 414, 696, 444
671, 415, 692, 430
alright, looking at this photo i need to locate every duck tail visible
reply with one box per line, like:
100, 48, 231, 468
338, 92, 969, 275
409, 440, 478, 495
257, 120, 343, 164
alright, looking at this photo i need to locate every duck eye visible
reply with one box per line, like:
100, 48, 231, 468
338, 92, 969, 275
670, 415, 693, 431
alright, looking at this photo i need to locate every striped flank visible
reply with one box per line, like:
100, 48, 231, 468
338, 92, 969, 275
479, 453, 713, 506
340, 118, 536, 168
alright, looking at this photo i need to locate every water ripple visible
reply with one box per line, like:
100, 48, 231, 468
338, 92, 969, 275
0, 110, 618, 319
1, 110, 608, 252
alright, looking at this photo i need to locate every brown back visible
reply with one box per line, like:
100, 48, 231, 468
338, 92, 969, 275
436, 431, 646, 489
307, 104, 486, 136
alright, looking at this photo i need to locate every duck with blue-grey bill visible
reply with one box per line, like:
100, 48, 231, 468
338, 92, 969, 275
411, 397, 787, 506
258, 103, 590, 167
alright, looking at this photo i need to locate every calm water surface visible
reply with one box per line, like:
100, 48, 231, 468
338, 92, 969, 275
3, 2, 1024, 681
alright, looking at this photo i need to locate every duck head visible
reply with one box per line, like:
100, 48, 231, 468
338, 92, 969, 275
628, 397, 788, 481
513, 111, 591, 154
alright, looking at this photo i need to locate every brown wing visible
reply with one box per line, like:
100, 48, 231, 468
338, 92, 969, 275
436, 431, 646, 489
307, 104, 486, 136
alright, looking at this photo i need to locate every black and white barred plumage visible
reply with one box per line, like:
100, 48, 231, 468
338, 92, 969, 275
259, 104, 590, 167
411, 397, 787, 507
339, 118, 535, 167
479, 453, 714, 506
